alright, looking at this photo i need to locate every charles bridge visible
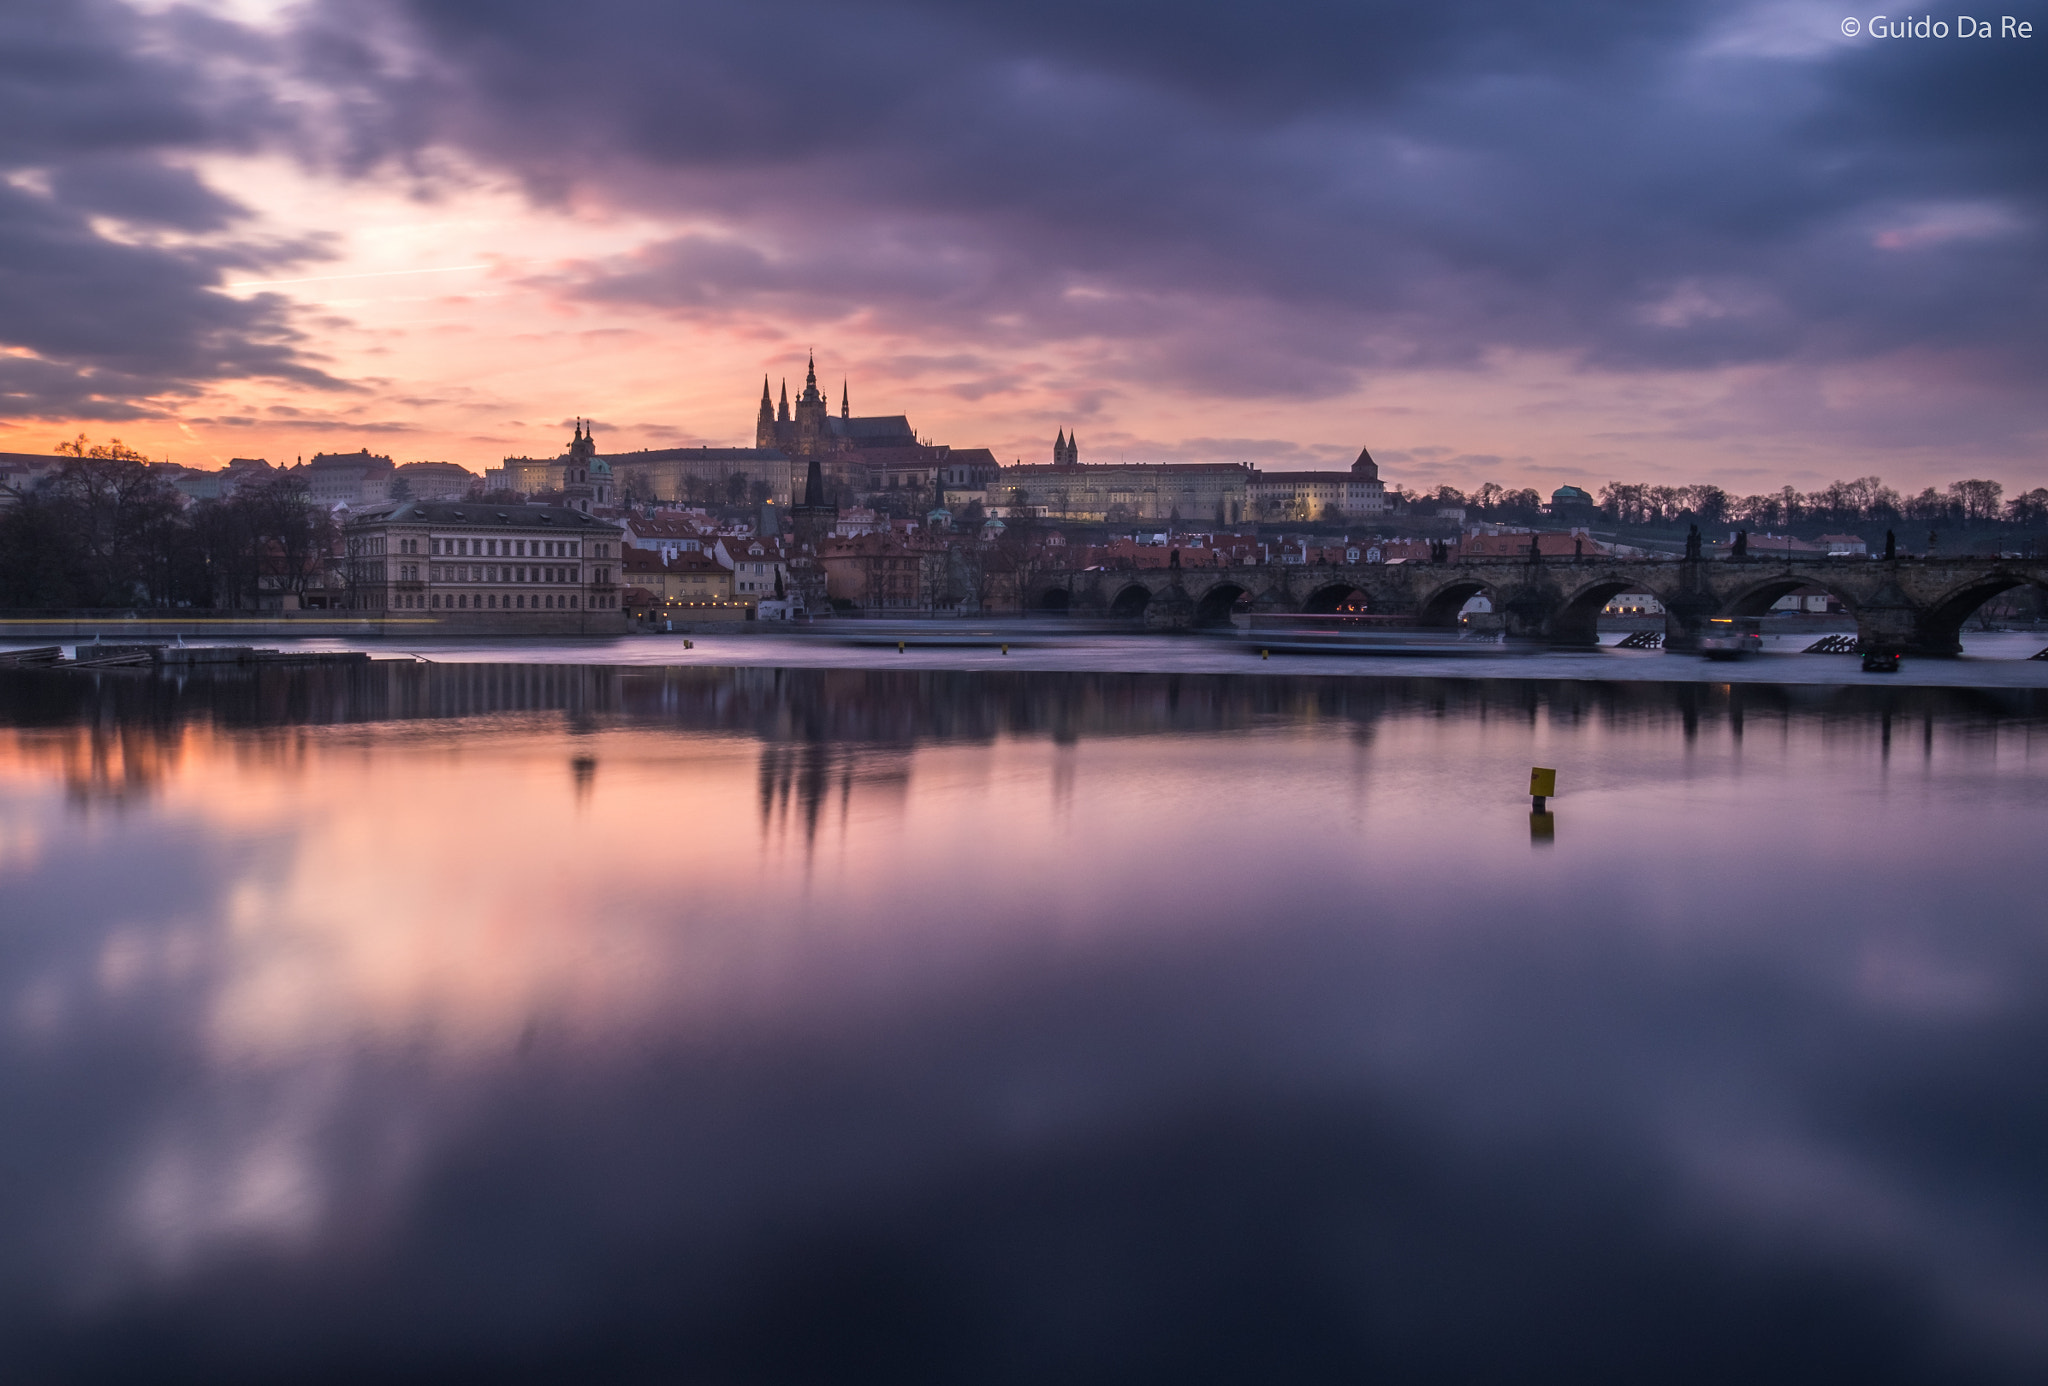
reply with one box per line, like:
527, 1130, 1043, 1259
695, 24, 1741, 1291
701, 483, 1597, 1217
1026, 553, 2048, 655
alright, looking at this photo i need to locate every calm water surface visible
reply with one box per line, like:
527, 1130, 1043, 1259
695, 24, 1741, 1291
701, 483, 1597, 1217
3, 665, 2048, 1383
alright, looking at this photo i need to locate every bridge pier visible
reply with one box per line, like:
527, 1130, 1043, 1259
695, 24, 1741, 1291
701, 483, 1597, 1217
1143, 586, 1194, 631
1499, 575, 1570, 642
1659, 593, 1719, 653
1854, 600, 1963, 658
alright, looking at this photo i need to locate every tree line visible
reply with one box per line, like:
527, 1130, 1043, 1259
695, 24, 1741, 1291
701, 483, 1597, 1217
0, 455, 335, 610
1400, 476, 2048, 530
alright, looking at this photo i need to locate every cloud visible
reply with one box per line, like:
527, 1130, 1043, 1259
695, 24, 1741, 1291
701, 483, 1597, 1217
0, 0, 344, 419
288, 0, 2047, 405
6, 0, 2044, 471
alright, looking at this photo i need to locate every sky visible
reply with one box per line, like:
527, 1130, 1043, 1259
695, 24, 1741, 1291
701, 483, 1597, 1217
1, 0, 2043, 496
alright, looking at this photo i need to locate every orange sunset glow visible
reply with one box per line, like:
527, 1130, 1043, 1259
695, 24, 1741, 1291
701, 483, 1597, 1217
4, 3, 2043, 497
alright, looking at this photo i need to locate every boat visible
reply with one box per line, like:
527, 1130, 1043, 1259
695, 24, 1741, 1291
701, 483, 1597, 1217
1698, 616, 1763, 660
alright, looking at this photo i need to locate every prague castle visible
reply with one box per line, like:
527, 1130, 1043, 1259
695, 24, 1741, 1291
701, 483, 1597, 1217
483, 353, 1383, 522
991, 435, 1387, 525
756, 353, 999, 496
487, 355, 995, 506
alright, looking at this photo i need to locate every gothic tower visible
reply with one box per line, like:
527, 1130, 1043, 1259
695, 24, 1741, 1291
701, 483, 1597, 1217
794, 351, 828, 459
755, 377, 775, 449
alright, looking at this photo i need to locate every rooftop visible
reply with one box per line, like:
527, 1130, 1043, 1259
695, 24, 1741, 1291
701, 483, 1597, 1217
346, 501, 623, 532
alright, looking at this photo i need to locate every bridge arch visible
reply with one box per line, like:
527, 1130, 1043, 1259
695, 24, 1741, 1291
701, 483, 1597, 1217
1722, 575, 1857, 619
1192, 581, 1253, 628
1552, 575, 1673, 646
1417, 578, 1498, 628
1302, 582, 1372, 614
1036, 586, 1072, 613
1110, 583, 1153, 619
1925, 572, 2048, 639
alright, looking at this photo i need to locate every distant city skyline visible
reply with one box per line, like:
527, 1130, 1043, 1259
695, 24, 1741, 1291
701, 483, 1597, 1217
2, 3, 2042, 496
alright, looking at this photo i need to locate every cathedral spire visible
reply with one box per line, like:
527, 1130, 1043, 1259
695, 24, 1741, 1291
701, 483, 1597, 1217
841, 379, 849, 419
1054, 428, 1067, 466
778, 380, 789, 423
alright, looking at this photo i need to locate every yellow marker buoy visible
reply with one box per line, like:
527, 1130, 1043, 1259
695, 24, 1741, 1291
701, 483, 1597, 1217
1001, 644, 1008, 655
1261, 649, 1269, 659
1529, 766, 1557, 810
897, 641, 904, 653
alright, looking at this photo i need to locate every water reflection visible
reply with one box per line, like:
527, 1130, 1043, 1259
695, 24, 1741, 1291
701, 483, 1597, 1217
2, 665, 2047, 1383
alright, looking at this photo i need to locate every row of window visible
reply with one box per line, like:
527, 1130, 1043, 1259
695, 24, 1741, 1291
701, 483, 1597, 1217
382, 593, 617, 611
422, 564, 604, 584
423, 537, 608, 558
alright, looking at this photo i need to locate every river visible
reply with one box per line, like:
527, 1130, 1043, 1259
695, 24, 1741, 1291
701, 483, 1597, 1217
2, 662, 2045, 1382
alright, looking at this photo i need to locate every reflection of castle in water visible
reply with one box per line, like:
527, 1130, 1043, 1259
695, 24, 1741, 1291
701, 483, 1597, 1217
5, 666, 2047, 811
756, 741, 911, 852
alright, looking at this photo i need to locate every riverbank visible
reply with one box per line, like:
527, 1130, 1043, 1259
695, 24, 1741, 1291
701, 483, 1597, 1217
7, 626, 2047, 689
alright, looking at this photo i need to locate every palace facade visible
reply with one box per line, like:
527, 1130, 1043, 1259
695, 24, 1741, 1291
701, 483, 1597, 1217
991, 437, 1387, 525
342, 500, 624, 625
1245, 447, 1387, 520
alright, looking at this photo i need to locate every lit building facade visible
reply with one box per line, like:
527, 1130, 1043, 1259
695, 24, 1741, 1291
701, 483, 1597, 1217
343, 500, 624, 618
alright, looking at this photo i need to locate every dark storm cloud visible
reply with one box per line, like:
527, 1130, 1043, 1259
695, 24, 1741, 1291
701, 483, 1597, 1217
297, 0, 2048, 397
0, 1, 342, 419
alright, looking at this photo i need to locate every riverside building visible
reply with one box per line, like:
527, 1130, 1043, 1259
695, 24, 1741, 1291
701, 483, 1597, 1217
343, 501, 624, 626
